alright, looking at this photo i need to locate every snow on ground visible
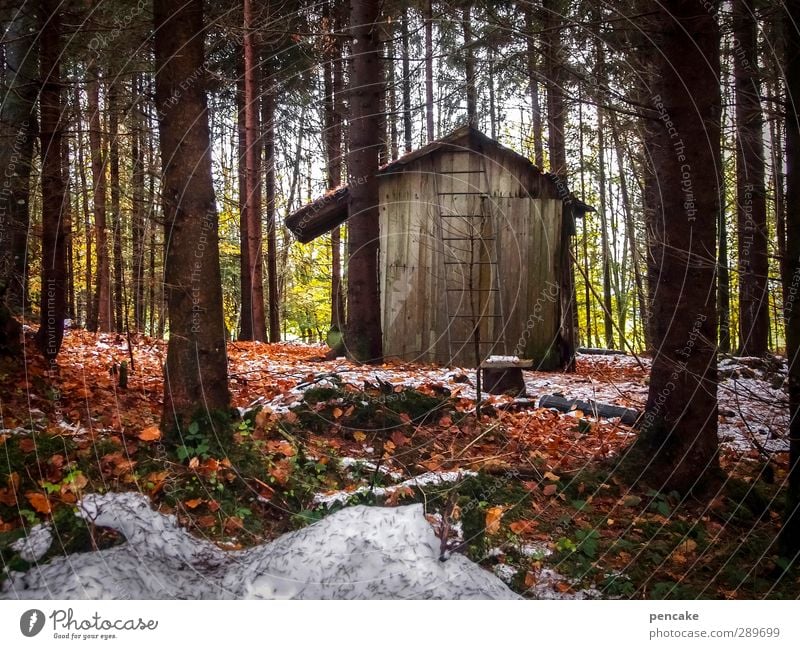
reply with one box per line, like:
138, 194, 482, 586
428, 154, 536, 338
1, 492, 518, 600
314, 469, 477, 507
11, 524, 53, 562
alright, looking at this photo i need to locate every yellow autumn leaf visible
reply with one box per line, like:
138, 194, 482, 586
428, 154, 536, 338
332, 407, 343, 419
353, 431, 366, 442
485, 506, 504, 535
543, 471, 560, 482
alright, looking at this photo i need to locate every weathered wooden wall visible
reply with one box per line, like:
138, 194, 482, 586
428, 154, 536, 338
379, 145, 565, 367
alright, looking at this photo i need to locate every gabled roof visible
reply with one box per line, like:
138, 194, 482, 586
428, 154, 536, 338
285, 126, 592, 244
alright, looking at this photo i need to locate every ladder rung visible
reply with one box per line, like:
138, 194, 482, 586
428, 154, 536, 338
442, 236, 496, 241
446, 288, 499, 291
444, 261, 498, 265
440, 214, 490, 218
438, 192, 488, 195
449, 314, 503, 318
450, 340, 504, 344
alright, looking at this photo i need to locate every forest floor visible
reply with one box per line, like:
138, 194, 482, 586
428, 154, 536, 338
0, 328, 798, 598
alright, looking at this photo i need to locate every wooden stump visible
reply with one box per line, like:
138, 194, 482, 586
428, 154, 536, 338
480, 359, 533, 396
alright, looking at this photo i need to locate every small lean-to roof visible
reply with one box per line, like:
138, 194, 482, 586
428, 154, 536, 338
285, 125, 592, 244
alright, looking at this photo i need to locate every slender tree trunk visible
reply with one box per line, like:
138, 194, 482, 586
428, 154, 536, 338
401, 6, 413, 153
262, 78, 280, 342
236, 61, 252, 340
524, 5, 544, 168
131, 75, 146, 331
108, 78, 123, 332
154, 0, 230, 434
35, 0, 67, 360
244, 0, 267, 341
543, 0, 575, 371
63, 105, 75, 321
632, 0, 721, 492
424, 0, 435, 142
347, 0, 383, 363
0, 3, 37, 317
324, 1, 345, 330
386, 18, 398, 161
781, 0, 800, 558
462, 5, 477, 127
734, 0, 769, 356
88, 64, 111, 332
73, 81, 93, 328
597, 105, 615, 349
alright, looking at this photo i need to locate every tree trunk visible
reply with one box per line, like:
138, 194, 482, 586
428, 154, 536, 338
324, 1, 345, 330
35, 0, 67, 360
781, 0, 800, 558
0, 3, 37, 316
108, 78, 123, 333
734, 0, 769, 356
243, 0, 267, 341
542, 0, 575, 371
401, 6, 413, 153
597, 105, 615, 349
632, 0, 721, 492
237, 55, 252, 340
88, 64, 111, 332
346, 0, 383, 363
154, 0, 231, 434
524, 4, 544, 168
424, 0, 435, 142
73, 81, 93, 328
131, 75, 146, 332
462, 5, 477, 127
262, 79, 280, 342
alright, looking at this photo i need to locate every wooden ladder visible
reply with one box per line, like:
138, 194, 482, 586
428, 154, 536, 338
434, 151, 505, 367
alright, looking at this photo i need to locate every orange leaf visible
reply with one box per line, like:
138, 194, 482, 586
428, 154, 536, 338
138, 425, 161, 441
25, 492, 52, 514
184, 498, 204, 509
390, 430, 409, 448
485, 506, 504, 535
524, 571, 537, 589
542, 484, 558, 496
353, 431, 367, 443
0, 489, 18, 506
19, 438, 36, 453
438, 415, 453, 427
332, 407, 343, 419
270, 459, 292, 486
509, 520, 538, 535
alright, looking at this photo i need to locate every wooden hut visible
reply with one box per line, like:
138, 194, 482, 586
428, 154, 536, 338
286, 126, 592, 368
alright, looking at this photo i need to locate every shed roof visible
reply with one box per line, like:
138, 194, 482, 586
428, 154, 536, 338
285, 126, 592, 243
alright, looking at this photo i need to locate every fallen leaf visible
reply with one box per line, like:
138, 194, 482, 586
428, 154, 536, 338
138, 425, 161, 441
270, 459, 292, 485
524, 571, 537, 588
332, 407, 343, 419
25, 492, 52, 514
485, 506, 504, 535
0, 488, 18, 506
390, 430, 409, 447
19, 438, 36, 453
543, 471, 560, 482
266, 440, 295, 456
509, 520, 538, 535
184, 498, 204, 509
353, 431, 366, 443
542, 484, 558, 496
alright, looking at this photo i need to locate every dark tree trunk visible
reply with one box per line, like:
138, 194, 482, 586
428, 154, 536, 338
262, 79, 280, 342
236, 55, 252, 340
131, 75, 146, 332
542, 0, 575, 371
462, 5, 477, 127
243, 0, 267, 341
74, 81, 93, 328
734, 0, 769, 356
633, 0, 721, 492
346, 0, 383, 363
88, 64, 111, 332
63, 106, 74, 321
400, 6, 413, 153
781, 0, 800, 558
154, 0, 231, 434
323, 1, 345, 330
424, 0, 435, 142
524, 4, 544, 168
718, 183, 731, 352
35, 0, 67, 360
109, 79, 123, 332
597, 105, 615, 349
0, 3, 37, 316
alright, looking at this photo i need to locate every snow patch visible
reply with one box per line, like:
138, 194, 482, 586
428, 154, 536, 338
11, 524, 53, 562
1, 492, 518, 600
